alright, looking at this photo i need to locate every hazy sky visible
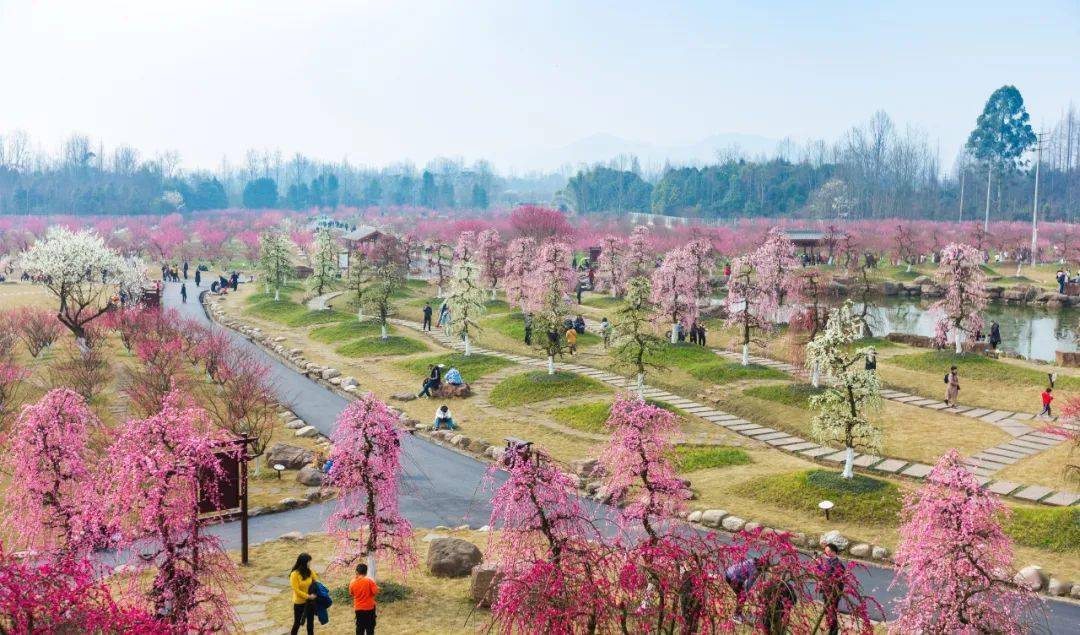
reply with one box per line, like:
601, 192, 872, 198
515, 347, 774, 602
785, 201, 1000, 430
1, 0, 1077, 172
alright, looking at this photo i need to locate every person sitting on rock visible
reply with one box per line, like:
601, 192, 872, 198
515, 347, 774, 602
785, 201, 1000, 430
445, 366, 464, 386
433, 405, 457, 431
418, 364, 443, 398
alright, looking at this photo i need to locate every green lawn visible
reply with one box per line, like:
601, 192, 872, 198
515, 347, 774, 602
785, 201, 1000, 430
731, 469, 903, 526
245, 297, 352, 327
581, 295, 625, 309
650, 343, 788, 383
549, 398, 690, 434
487, 313, 601, 347
743, 383, 825, 410
335, 336, 428, 358
489, 371, 610, 408
1006, 507, 1080, 553
309, 319, 385, 343
890, 351, 1079, 390
397, 353, 514, 380
672, 445, 751, 472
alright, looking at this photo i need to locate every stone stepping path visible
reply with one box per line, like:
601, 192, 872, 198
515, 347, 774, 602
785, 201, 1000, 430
384, 318, 1077, 507
231, 574, 291, 634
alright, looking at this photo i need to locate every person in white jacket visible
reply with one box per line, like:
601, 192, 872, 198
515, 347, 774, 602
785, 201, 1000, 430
433, 405, 457, 431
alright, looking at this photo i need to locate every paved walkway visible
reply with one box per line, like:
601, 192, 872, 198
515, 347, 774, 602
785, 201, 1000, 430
391, 318, 1079, 507
306, 290, 342, 311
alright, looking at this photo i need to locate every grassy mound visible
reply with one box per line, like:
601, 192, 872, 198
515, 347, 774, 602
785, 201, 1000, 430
487, 313, 601, 346
245, 298, 351, 327
890, 351, 1080, 390
672, 445, 751, 472
581, 295, 625, 309
397, 353, 514, 380
331, 581, 412, 605
743, 383, 825, 410
650, 343, 787, 383
484, 299, 510, 312
336, 336, 428, 358
489, 371, 609, 407
550, 398, 689, 434
1006, 507, 1080, 553
310, 320, 384, 343
731, 469, 902, 525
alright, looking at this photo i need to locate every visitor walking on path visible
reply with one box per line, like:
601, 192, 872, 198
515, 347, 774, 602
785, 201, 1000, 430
183, 261, 189, 279
524, 313, 533, 345
565, 326, 577, 355
816, 544, 845, 635
1040, 387, 1055, 419
724, 556, 761, 621
180, 283, 188, 303
944, 365, 960, 407
989, 321, 1001, 350
350, 563, 380, 635
599, 317, 611, 349
194, 269, 201, 287
418, 364, 442, 398
433, 405, 457, 430
697, 322, 707, 347
422, 303, 432, 331
289, 553, 319, 635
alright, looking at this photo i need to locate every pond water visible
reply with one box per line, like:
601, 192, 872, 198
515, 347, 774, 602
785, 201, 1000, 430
865, 299, 1080, 362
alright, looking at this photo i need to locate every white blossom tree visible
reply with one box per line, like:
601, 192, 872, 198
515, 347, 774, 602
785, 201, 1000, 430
258, 229, 293, 300
345, 251, 371, 321
364, 262, 405, 339
805, 301, 882, 479
309, 228, 339, 296
21, 227, 127, 342
446, 260, 487, 355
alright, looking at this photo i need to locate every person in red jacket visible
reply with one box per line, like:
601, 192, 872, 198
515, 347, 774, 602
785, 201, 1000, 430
350, 563, 380, 635
1040, 387, 1054, 419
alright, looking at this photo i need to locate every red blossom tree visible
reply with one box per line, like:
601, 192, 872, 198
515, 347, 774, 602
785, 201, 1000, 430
508, 205, 571, 242
500, 236, 536, 310
9, 307, 62, 357
893, 449, 1040, 633
326, 393, 414, 581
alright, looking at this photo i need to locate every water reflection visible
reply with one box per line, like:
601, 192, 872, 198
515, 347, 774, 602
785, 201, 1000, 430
864, 299, 1080, 362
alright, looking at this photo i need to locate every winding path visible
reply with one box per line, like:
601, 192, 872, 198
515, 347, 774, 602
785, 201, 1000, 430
163, 283, 1080, 631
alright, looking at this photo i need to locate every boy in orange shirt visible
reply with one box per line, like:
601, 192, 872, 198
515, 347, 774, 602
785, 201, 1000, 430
349, 563, 380, 635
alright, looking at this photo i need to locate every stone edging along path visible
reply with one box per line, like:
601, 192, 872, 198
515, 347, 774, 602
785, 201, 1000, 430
387, 317, 1079, 508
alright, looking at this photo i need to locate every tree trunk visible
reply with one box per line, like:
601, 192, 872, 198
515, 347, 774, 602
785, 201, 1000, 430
670, 323, 678, 344
367, 552, 377, 582
381, 323, 388, 340
464, 333, 471, 356
954, 328, 963, 354
437, 285, 443, 298
636, 372, 644, 398
547, 355, 555, 375
811, 363, 820, 388
742, 343, 750, 366
274, 288, 280, 301
842, 446, 855, 478
984, 165, 993, 232
357, 307, 364, 321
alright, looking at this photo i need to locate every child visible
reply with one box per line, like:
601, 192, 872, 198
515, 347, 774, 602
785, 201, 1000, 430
1040, 387, 1054, 419
349, 563, 380, 635
599, 317, 611, 349
565, 326, 577, 355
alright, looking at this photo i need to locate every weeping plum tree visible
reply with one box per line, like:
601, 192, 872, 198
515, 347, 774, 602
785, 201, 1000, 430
724, 255, 779, 366
651, 246, 698, 344
326, 394, 414, 581
805, 302, 882, 479
524, 239, 575, 374
684, 237, 716, 306
611, 276, 664, 396
893, 450, 1039, 633
932, 242, 988, 354
446, 259, 486, 355
476, 228, 505, 299
623, 225, 653, 280
500, 236, 536, 310
429, 241, 452, 297
596, 234, 626, 297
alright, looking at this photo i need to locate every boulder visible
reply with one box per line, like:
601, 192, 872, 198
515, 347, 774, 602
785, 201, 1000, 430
342, 376, 359, 388
391, 392, 418, 402
819, 530, 850, 552
279, 531, 304, 541
686, 510, 703, 524
1014, 565, 1046, 592
912, 275, 933, 286
721, 516, 745, 532
743, 522, 761, 533
278, 497, 302, 508
450, 435, 468, 447
295, 425, 318, 438
570, 458, 600, 478
849, 543, 871, 558
265, 443, 313, 470
295, 466, 324, 487
871, 546, 890, 561
1047, 578, 1073, 597
468, 439, 491, 455
329, 377, 342, 386
701, 509, 727, 528
880, 281, 899, 296
431, 383, 472, 399
1072, 584, 1080, 600
470, 562, 502, 608
321, 368, 341, 380
486, 446, 505, 460
285, 419, 306, 430
426, 537, 483, 578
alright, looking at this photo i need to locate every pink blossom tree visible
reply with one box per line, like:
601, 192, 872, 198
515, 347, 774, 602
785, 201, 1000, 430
724, 255, 780, 366
500, 237, 536, 310
892, 450, 1039, 633
651, 247, 699, 343
105, 391, 238, 631
624, 225, 654, 279
932, 242, 989, 353
525, 239, 576, 373
0, 360, 28, 431
684, 237, 716, 305
595, 235, 626, 297
476, 228, 505, 299
3, 389, 110, 559
326, 393, 414, 581
453, 230, 478, 265
508, 205, 571, 242
753, 228, 803, 314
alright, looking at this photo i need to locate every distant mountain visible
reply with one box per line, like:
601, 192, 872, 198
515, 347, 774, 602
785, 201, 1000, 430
503, 132, 785, 173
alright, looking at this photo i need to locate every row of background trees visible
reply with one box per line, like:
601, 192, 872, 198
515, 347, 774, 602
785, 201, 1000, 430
1, 88, 1078, 220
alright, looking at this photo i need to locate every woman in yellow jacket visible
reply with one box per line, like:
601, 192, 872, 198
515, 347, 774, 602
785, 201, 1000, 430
289, 553, 318, 635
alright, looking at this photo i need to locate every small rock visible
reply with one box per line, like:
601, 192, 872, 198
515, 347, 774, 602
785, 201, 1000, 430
1047, 578, 1072, 597
1014, 565, 1046, 592
321, 368, 340, 380
450, 435, 467, 446
426, 537, 483, 578
721, 516, 745, 532
274, 336, 286, 342
278, 498, 302, 508
342, 376, 359, 388
789, 532, 806, 546
329, 377, 342, 386
343, 385, 357, 392
455, 524, 470, 531
478, 525, 490, 532
1071, 584, 1080, 600
295, 425, 318, 438
819, 530, 850, 552
290, 348, 303, 356
391, 392, 418, 402
421, 532, 449, 542
687, 510, 703, 524
279, 531, 304, 541
701, 509, 728, 527
849, 543, 871, 558
871, 546, 889, 561
285, 419, 305, 430
295, 466, 324, 487
265, 443, 313, 470
743, 522, 761, 533
470, 562, 502, 608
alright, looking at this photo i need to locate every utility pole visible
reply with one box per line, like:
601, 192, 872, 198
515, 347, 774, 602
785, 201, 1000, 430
1031, 132, 1047, 265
